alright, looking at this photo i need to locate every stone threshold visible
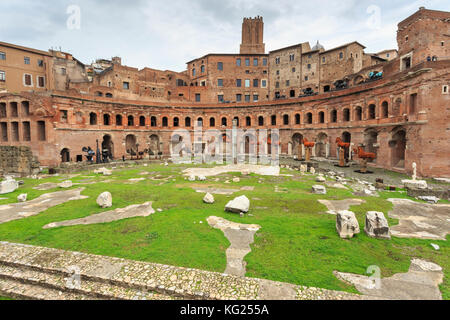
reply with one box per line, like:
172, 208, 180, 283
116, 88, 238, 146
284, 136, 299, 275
0, 241, 363, 300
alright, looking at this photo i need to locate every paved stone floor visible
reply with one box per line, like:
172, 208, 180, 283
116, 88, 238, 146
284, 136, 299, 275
318, 199, 366, 215
42, 201, 155, 229
334, 258, 444, 300
388, 198, 450, 240
0, 188, 88, 224
183, 164, 280, 178
0, 241, 364, 300
207, 216, 260, 277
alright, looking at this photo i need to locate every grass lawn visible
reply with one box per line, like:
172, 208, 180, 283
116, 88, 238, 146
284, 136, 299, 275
0, 163, 448, 298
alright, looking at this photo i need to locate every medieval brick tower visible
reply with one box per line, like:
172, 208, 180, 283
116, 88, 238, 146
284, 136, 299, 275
240, 16, 265, 54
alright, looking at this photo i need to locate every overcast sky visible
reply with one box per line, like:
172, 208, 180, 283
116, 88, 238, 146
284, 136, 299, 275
1, 0, 449, 72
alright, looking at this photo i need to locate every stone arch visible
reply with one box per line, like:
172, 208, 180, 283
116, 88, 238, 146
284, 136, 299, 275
115, 114, 123, 126
103, 113, 111, 126
258, 115, 264, 126
209, 117, 215, 127
102, 134, 114, 159
318, 111, 325, 123
355, 106, 363, 121
127, 115, 134, 126
221, 117, 227, 126
306, 112, 313, 124
294, 113, 300, 125
149, 134, 160, 156
315, 132, 328, 158
368, 103, 376, 119
125, 134, 137, 155
292, 133, 303, 158
390, 127, 407, 168
139, 116, 146, 126
363, 128, 378, 160
330, 109, 337, 123
60, 148, 70, 163
343, 108, 350, 122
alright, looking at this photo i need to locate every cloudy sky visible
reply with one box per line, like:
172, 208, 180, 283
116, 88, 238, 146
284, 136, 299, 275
1, 0, 448, 71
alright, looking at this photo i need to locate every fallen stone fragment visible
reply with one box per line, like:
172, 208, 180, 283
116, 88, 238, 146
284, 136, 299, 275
43, 201, 154, 229
431, 243, 440, 250
198, 175, 206, 181
336, 210, 360, 239
225, 195, 250, 213
203, 193, 215, 204
0, 177, 19, 195
312, 185, 326, 195
17, 194, 27, 202
188, 175, 196, 182
96, 192, 112, 208
417, 196, 440, 204
364, 211, 391, 239
402, 179, 428, 189
232, 177, 240, 183
309, 167, 316, 174
58, 180, 73, 188
316, 176, 326, 183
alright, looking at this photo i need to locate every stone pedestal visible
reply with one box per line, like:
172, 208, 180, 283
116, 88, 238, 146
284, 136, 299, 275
402, 179, 428, 190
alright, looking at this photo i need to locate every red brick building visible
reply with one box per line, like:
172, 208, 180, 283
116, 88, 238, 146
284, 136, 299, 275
0, 7, 449, 177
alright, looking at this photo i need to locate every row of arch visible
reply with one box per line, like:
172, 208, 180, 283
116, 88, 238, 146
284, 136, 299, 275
86, 101, 399, 129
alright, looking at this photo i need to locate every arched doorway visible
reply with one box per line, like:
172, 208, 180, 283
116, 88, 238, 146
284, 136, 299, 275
390, 129, 406, 168
101, 135, 114, 160
292, 133, 303, 158
60, 148, 70, 163
342, 132, 351, 159
315, 132, 328, 158
125, 134, 137, 155
149, 134, 160, 156
363, 129, 378, 162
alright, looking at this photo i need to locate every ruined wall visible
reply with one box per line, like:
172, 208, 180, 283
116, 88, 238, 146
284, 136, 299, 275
0, 146, 40, 176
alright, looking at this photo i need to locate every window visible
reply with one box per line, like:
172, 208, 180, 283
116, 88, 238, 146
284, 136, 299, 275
381, 102, 389, 118
253, 58, 258, 66
116, 115, 123, 126
245, 79, 250, 87
290, 90, 295, 98
185, 117, 191, 127
343, 108, 350, 121
217, 79, 223, 87
275, 81, 279, 88
61, 110, 68, 123
209, 117, 215, 127
103, 114, 110, 126
409, 93, 417, 115
331, 110, 337, 122
0, 52, 5, 60
271, 115, 276, 125
283, 114, 289, 125
127, 115, 134, 126
192, 68, 196, 76
217, 62, 223, 70
236, 79, 242, 87
339, 52, 343, 59
0, 71, 5, 81
306, 113, 313, 124
253, 79, 258, 87
286, 80, 290, 87
139, 116, 146, 126
105, 93, 113, 98
21, 101, 29, 116
263, 58, 267, 66
253, 95, 259, 102
24, 74, 32, 86
368, 104, 376, 119
245, 95, 250, 102
289, 53, 295, 61
173, 117, 179, 127
386, 53, 390, 58
61, 68, 66, 75
307, 63, 311, 69
37, 121, 46, 141
201, 65, 205, 73
295, 114, 300, 124
292, 67, 296, 72
195, 93, 201, 102
151, 116, 157, 127
304, 76, 309, 81
246, 116, 251, 126
221, 117, 227, 126
275, 57, 280, 64
90, 113, 97, 125
261, 79, 267, 88
37, 59, 44, 67
218, 95, 224, 102
37, 76, 45, 88
323, 85, 330, 92
258, 116, 264, 126
24, 57, 30, 65
123, 82, 129, 90
276, 70, 280, 75
322, 57, 326, 63
236, 58, 241, 66
162, 117, 168, 127
245, 58, 250, 66
236, 94, 242, 102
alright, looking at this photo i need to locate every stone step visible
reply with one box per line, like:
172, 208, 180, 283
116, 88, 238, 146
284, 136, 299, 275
0, 262, 177, 300
0, 277, 96, 300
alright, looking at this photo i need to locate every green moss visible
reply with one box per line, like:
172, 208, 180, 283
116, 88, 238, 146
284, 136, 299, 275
0, 164, 448, 299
